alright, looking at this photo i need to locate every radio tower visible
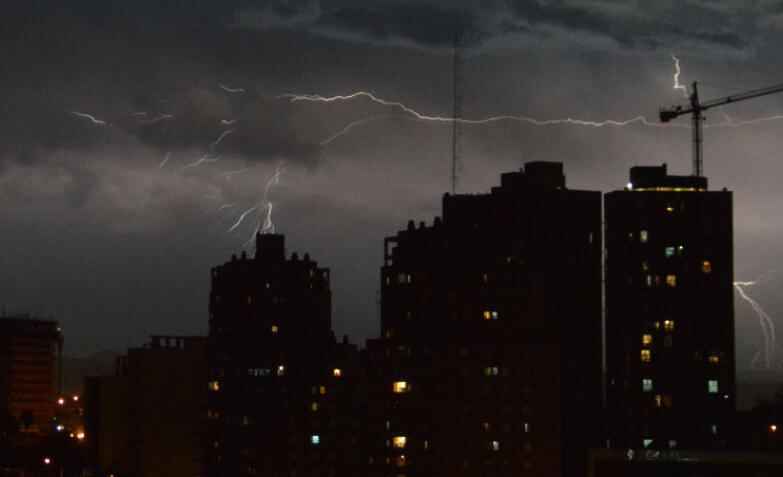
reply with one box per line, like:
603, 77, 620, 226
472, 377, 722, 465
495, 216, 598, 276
451, 27, 463, 194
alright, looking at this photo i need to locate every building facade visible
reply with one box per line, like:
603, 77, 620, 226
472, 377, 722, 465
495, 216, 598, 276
0, 314, 62, 435
84, 335, 208, 477
206, 233, 363, 477
605, 164, 735, 450
368, 162, 603, 477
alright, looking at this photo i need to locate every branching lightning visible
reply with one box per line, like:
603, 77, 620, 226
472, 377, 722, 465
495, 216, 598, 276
319, 115, 393, 145
182, 154, 221, 169
211, 129, 235, 149
69, 111, 109, 126
227, 205, 259, 233
261, 202, 275, 234
279, 91, 686, 144
158, 152, 171, 169
671, 54, 689, 98
219, 84, 246, 94
735, 277, 782, 370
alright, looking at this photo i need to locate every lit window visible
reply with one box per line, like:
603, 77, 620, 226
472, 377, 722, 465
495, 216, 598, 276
666, 205, 675, 212
654, 394, 662, 407
265, 282, 270, 289
642, 379, 653, 392
641, 350, 651, 362
708, 355, 720, 364
246, 296, 252, 305
641, 261, 650, 272
311, 402, 318, 411
395, 455, 406, 467
702, 260, 712, 273
708, 380, 719, 393
491, 440, 500, 451
277, 365, 285, 376
654, 321, 661, 330
311, 435, 320, 445
665, 246, 675, 258
664, 320, 675, 332
271, 325, 279, 334
668, 439, 677, 448
482, 422, 491, 432
677, 245, 685, 256
242, 416, 251, 426
393, 381, 410, 393
523, 422, 530, 433
483, 366, 500, 376
333, 368, 342, 377
711, 424, 718, 434
666, 275, 677, 287
319, 385, 327, 395
58, 398, 64, 405
483, 310, 499, 320
482, 274, 489, 284
642, 334, 652, 345
643, 439, 653, 448
393, 436, 407, 448
640, 230, 649, 243
208, 381, 220, 391
397, 273, 411, 284
645, 275, 653, 288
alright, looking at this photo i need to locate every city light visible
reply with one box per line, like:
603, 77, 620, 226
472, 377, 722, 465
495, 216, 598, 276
43, 457, 51, 465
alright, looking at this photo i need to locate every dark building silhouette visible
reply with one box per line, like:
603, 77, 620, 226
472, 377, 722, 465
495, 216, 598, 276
84, 335, 208, 477
605, 164, 735, 450
367, 162, 603, 477
0, 314, 62, 435
206, 233, 363, 477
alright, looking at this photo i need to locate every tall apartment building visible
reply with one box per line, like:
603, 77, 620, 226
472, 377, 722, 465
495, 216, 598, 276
206, 233, 363, 477
367, 162, 603, 477
84, 335, 208, 477
0, 314, 62, 434
605, 164, 735, 450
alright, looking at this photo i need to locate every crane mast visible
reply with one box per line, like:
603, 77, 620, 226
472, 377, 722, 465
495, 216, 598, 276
660, 80, 783, 177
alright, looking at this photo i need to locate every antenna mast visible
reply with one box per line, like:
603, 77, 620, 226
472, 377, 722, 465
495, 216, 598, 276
451, 27, 463, 194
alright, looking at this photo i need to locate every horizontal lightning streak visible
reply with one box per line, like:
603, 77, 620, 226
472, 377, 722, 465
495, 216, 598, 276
69, 111, 108, 126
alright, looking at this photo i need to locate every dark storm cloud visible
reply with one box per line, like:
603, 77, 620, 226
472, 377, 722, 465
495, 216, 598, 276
0, 0, 323, 170
226, 0, 780, 53
126, 88, 322, 166
507, 0, 746, 50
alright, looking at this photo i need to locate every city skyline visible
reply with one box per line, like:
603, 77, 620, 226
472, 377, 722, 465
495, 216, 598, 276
3, 2, 783, 372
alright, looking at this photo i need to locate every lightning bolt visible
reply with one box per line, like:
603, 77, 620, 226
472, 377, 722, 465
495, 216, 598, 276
216, 167, 250, 178
182, 154, 221, 169
279, 91, 665, 127
279, 91, 686, 144
140, 113, 175, 124
261, 202, 275, 234
219, 84, 246, 94
319, 115, 393, 145
69, 111, 108, 126
227, 205, 259, 233
735, 279, 780, 370
211, 129, 235, 149
221, 118, 241, 126
671, 54, 689, 98
158, 152, 171, 169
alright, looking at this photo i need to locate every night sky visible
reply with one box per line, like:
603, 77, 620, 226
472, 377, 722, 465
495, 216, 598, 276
3, 1, 783, 373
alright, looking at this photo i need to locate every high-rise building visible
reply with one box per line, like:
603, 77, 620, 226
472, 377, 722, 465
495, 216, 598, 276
206, 233, 363, 477
605, 164, 735, 450
0, 314, 62, 435
368, 162, 603, 477
84, 335, 208, 477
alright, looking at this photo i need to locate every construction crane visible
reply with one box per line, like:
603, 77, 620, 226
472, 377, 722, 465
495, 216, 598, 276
660, 81, 783, 177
